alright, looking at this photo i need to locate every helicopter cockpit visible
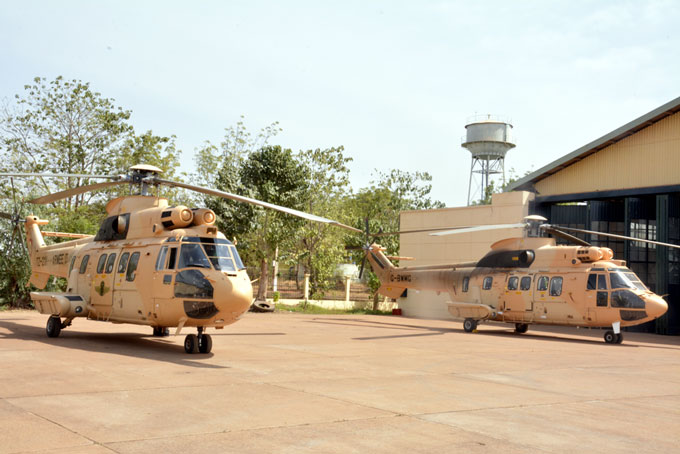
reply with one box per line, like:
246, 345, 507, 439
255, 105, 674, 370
162, 237, 246, 274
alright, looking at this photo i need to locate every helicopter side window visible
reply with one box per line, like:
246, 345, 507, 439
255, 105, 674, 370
117, 252, 130, 274
178, 244, 211, 269
520, 276, 531, 291
507, 276, 518, 291
587, 274, 597, 290
482, 276, 493, 290
69, 255, 76, 275
79, 255, 90, 274
126, 252, 140, 281
156, 246, 168, 271
597, 274, 607, 290
105, 253, 117, 274
229, 245, 246, 270
597, 291, 608, 307
168, 247, 178, 270
549, 277, 563, 296
462, 276, 469, 292
96, 254, 107, 274
537, 276, 549, 291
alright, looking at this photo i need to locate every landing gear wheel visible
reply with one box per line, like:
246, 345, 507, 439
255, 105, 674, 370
153, 327, 170, 337
515, 323, 529, 334
46, 315, 61, 338
615, 333, 623, 344
199, 334, 213, 354
184, 334, 199, 354
463, 319, 478, 333
604, 330, 617, 344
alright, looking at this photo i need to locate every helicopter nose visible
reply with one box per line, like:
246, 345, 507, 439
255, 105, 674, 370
645, 294, 668, 319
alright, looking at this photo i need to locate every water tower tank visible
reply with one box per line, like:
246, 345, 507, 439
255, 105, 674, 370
461, 115, 515, 205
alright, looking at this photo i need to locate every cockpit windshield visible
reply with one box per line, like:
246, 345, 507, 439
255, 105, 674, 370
610, 271, 647, 291
177, 237, 246, 272
178, 244, 212, 269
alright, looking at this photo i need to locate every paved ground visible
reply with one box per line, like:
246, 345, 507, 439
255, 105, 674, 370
0, 309, 679, 454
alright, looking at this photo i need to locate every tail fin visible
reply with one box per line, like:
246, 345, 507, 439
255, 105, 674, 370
365, 245, 411, 299
25, 216, 50, 288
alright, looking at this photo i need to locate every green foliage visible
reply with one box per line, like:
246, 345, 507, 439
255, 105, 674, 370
275, 302, 392, 315
210, 145, 309, 300
345, 169, 444, 296
294, 146, 353, 298
0, 76, 182, 307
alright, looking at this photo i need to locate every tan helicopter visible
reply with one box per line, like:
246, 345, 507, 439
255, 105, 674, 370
0, 165, 361, 354
362, 215, 676, 344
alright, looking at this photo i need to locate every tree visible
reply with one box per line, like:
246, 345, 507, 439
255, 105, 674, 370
346, 169, 444, 302
0, 76, 182, 307
193, 116, 282, 188
211, 145, 309, 301
294, 146, 353, 297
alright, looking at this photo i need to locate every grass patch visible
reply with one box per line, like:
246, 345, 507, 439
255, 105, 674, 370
275, 303, 392, 316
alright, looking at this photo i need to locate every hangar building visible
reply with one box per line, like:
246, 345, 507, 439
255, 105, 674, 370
398, 96, 680, 335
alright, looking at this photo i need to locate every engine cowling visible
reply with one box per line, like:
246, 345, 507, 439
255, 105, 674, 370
160, 206, 194, 230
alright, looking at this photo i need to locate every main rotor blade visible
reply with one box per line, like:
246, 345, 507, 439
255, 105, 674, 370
554, 226, 680, 249
154, 178, 363, 234
0, 172, 120, 179
430, 223, 527, 236
375, 226, 479, 237
541, 226, 591, 247
29, 180, 127, 204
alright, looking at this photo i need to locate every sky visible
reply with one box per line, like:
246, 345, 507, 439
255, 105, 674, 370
1, 0, 678, 207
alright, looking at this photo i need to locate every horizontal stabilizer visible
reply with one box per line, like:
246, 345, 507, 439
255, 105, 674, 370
377, 284, 407, 299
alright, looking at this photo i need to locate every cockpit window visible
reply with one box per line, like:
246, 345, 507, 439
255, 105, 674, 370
624, 273, 647, 290
203, 243, 236, 273
178, 244, 212, 269
610, 272, 646, 291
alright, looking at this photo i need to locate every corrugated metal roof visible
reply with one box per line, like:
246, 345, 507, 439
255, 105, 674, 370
506, 95, 680, 192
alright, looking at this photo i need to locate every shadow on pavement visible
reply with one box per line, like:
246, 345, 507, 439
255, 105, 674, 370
0, 319, 229, 368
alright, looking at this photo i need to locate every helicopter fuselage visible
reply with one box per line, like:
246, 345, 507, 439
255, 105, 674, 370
368, 237, 668, 331
26, 195, 253, 332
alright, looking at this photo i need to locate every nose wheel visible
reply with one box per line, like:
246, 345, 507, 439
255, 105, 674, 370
184, 327, 213, 354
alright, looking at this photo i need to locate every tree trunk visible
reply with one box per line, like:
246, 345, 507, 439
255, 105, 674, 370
372, 292, 379, 311
256, 257, 269, 301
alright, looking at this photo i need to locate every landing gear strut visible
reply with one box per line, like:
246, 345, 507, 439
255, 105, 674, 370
184, 326, 212, 354
463, 318, 478, 333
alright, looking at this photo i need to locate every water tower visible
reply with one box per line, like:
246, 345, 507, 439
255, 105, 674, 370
462, 115, 515, 205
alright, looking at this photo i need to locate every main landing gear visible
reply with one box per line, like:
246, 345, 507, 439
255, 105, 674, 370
184, 326, 212, 354
604, 330, 623, 344
514, 323, 529, 334
463, 319, 478, 333
152, 326, 170, 337
46, 315, 72, 338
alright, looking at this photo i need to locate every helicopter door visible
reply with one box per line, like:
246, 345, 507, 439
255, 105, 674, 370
152, 245, 179, 322
91, 250, 119, 318
503, 275, 525, 321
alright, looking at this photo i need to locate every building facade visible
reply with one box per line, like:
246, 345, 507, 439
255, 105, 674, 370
398, 96, 680, 335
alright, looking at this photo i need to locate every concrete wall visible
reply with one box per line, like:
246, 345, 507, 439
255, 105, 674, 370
396, 191, 533, 319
